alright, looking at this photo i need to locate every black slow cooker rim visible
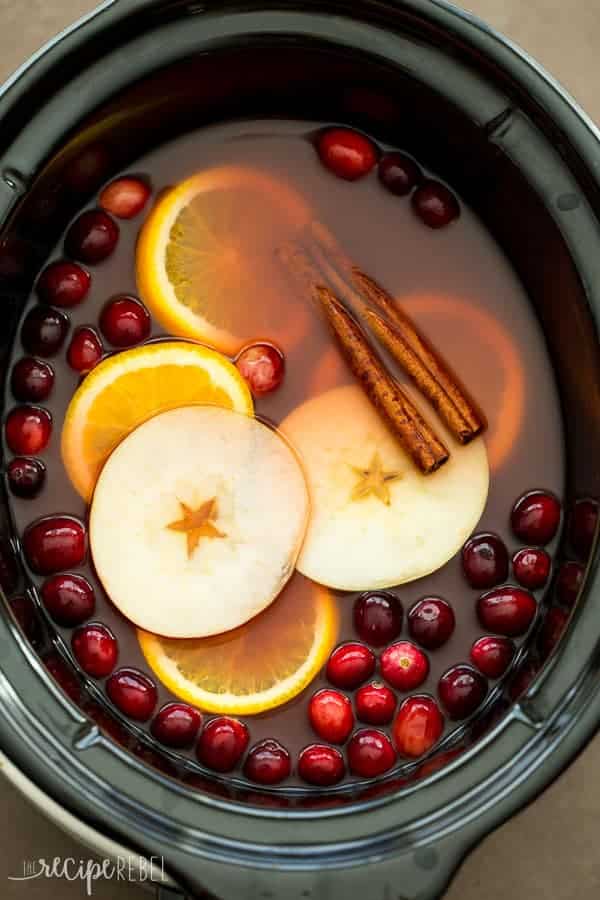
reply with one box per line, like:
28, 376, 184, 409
0, 0, 599, 896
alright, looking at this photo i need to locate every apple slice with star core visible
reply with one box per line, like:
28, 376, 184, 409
280, 384, 489, 591
90, 405, 309, 638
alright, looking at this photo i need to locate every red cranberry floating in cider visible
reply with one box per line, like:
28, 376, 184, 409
5, 405, 52, 455
556, 560, 584, 608
244, 739, 291, 785
7, 457, 45, 499
72, 623, 118, 678
41, 573, 95, 626
569, 498, 598, 560
308, 689, 354, 744
235, 343, 285, 395
540, 607, 569, 659
196, 716, 249, 772
412, 180, 460, 228
326, 642, 375, 689
65, 144, 111, 194
106, 668, 157, 721
316, 128, 378, 181
36, 260, 90, 307
99, 177, 151, 219
380, 641, 429, 691
470, 636, 515, 679
393, 695, 444, 759
477, 586, 537, 636
461, 533, 509, 589
511, 490, 561, 545
347, 729, 396, 777
65, 210, 119, 264
378, 152, 422, 196
99, 295, 151, 348
11, 357, 54, 402
151, 703, 202, 748
67, 327, 103, 373
353, 591, 402, 647
298, 744, 345, 786
438, 665, 487, 720
21, 306, 69, 357
407, 597, 455, 649
512, 547, 551, 590
23, 516, 86, 574
355, 682, 396, 725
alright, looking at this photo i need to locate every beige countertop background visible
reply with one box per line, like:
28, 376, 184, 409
1, 1, 599, 897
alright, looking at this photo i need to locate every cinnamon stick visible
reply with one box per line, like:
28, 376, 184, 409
353, 269, 484, 443
307, 220, 485, 444
315, 286, 449, 474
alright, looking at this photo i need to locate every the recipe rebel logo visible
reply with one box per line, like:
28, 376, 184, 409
7, 854, 166, 895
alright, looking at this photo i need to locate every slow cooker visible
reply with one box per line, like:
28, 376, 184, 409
0, 1, 599, 898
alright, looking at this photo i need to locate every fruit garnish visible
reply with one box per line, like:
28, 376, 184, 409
298, 744, 345, 786
138, 575, 337, 714
511, 490, 561, 545
407, 597, 455, 649
461, 533, 509, 589
99, 177, 150, 220
438, 664, 487, 720
244, 739, 291, 785
136, 165, 311, 354
347, 729, 396, 777
308, 689, 354, 744
65, 209, 119, 263
92, 404, 309, 638
61, 340, 252, 501
280, 384, 489, 591
393, 696, 444, 759
316, 128, 378, 181
196, 717, 249, 771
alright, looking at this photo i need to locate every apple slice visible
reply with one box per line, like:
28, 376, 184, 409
280, 384, 489, 591
90, 405, 309, 638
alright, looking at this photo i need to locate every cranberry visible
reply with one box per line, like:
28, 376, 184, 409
65, 144, 111, 194
509, 661, 538, 700
470, 636, 515, 679
36, 260, 90, 307
412, 180, 460, 228
5, 406, 52, 455
106, 668, 157, 721
512, 547, 551, 590
462, 533, 508, 589
244, 739, 291, 784
308, 689, 354, 744
540, 607, 569, 659
65, 210, 119, 263
235, 343, 285, 395
151, 703, 202, 748
353, 591, 402, 646
569, 498, 598, 559
378, 152, 422, 196
556, 560, 584, 608
23, 516, 86, 575
393, 695, 444, 758
41, 573, 95, 626
72, 623, 118, 678
44, 652, 81, 703
11, 357, 54, 402
355, 682, 396, 725
196, 716, 249, 772
407, 597, 455, 649
10, 594, 41, 646
298, 744, 345, 786
316, 128, 378, 181
21, 306, 69, 357
7, 457, 45, 498
99, 177, 151, 219
347, 729, 396, 777
67, 327, 103, 372
380, 641, 429, 691
477, 586, 537, 636
326, 642, 375, 689
99, 295, 151, 347
438, 665, 487, 720
511, 490, 561, 545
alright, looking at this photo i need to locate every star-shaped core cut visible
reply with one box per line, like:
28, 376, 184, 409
167, 497, 226, 559
349, 451, 403, 506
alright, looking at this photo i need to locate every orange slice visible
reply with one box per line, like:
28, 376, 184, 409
136, 165, 312, 355
402, 295, 525, 472
138, 576, 338, 714
61, 341, 253, 502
